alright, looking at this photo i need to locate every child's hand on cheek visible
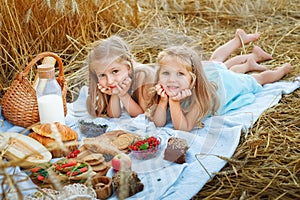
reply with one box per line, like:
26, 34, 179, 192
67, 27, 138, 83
98, 83, 113, 95
155, 84, 168, 102
170, 89, 192, 101
117, 76, 132, 97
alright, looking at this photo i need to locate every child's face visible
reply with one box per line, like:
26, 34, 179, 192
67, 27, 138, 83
94, 60, 130, 93
158, 56, 193, 97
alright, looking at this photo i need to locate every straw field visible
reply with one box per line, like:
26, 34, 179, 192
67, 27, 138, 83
0, 0, 299, 199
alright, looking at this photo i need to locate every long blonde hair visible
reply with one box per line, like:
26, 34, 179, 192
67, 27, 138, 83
146, 45, 220, 123
86, 36, 134, 117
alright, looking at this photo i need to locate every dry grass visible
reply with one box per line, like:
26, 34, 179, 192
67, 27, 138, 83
193, 91, 300, 199
0, 0, 299, 199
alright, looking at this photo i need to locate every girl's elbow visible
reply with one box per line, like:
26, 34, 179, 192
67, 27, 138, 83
108, 112, 121, 118
173, 124, 193, 132
129, 109, 144, 117
130, 112, 141, 117
154, 120, 166, 128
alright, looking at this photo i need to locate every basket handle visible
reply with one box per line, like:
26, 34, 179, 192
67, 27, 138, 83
18, 52, 65, 81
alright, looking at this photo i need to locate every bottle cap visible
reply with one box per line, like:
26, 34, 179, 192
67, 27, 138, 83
38, 64, 55, 79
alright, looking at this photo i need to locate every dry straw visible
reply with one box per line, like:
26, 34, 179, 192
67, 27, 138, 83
0, 0, 299, 199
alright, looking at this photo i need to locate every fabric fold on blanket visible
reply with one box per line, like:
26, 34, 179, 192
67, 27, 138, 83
0, 77, 299, 199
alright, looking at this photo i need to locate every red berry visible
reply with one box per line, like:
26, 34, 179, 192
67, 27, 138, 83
73, 149, 80, 155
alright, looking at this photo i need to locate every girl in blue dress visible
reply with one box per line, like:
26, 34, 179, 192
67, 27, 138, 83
146, 45, 292, 131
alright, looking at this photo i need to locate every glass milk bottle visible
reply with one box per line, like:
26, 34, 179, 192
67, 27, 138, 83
36, 63, 65, 124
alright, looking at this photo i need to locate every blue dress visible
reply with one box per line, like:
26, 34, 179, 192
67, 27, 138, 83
202, 61, 263, 115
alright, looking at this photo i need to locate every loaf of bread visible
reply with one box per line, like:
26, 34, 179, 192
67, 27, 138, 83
82, 130, 140, 155
164, 137, 188, 164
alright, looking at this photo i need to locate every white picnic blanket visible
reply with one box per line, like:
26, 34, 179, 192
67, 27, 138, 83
0, 77, 299, 200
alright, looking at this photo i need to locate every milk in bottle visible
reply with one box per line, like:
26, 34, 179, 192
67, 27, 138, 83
36, 63, 65, 124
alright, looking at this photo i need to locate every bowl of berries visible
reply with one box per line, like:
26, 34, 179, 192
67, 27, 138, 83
128, 136, 161, 160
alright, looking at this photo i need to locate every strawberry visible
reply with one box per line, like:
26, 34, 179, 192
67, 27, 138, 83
73, 149, 80, 155
67, 149, 81, 158
67, 152, 75, 158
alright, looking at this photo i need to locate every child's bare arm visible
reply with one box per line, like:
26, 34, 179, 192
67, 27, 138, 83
107, 95, 122, 118
152, 84, 168, 127
119, 94, 144, 117
152, 98, 168, 127
169, 89, 197, 131
107, 94, 144, 117
169, 100, 198, 131
105, 77, 144, 117
97, 84, 122, 118
118, 76, 144, 117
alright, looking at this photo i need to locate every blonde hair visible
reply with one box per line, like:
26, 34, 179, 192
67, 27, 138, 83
86, 36, 134, 117
146, 45, 220, 124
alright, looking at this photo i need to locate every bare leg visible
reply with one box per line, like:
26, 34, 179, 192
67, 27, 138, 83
251, 63, 292, 85
224, 46, 273, 69
230, 57, 267, 73
210, 29, 260, 62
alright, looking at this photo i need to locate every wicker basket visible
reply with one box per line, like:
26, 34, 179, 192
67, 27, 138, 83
1, 52, 67, 128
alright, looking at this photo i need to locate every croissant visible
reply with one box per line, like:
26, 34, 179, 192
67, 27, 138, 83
28, 132, 55, 146
31, 122, 77, 141
29, 122, 79, 158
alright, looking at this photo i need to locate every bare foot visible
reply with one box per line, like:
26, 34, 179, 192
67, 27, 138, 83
247, 57, 267, 71
275, 63, 293, 75
235, 29, 260, 45
252, 46, 273, 62
252, 63, 293, 85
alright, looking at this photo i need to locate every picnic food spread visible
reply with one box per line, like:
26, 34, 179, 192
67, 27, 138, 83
1, 121, 189, 199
